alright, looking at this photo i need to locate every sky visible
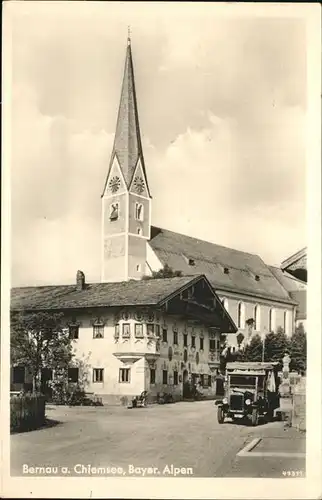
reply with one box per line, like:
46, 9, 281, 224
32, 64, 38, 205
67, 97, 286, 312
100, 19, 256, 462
6, 2, 309, 286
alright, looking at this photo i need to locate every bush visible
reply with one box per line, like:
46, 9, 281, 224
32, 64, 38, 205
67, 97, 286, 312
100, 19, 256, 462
11, 393, 46, 432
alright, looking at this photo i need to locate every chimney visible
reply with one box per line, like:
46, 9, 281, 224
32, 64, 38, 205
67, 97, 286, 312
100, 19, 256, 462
76, 270, 85, 291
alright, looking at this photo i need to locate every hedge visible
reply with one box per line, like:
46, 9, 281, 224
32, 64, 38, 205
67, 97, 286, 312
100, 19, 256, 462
10, 393, 46, 432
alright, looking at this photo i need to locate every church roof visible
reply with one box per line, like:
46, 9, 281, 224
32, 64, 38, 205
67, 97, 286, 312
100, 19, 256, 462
289, 290, 306, 320
149, 226, 297, 305
102, 38, 150, 195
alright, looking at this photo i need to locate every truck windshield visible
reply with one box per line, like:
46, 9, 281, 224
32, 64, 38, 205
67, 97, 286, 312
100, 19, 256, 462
229, 375, 257, 388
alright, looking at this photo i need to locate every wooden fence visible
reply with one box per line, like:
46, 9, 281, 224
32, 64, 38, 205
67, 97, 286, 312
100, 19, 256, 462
10, 394, 46, 432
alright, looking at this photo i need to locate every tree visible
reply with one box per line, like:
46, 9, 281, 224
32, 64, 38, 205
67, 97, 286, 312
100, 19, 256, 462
289, 324, 307, 373
11, 311, 73, 393
243, 334, 263, 362
264, 327, 290, 365
142, 264, 183, 280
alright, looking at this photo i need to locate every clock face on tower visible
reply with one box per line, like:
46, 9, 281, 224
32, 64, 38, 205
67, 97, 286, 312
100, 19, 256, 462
133, 176, 145, 194
109, 176, 121, 193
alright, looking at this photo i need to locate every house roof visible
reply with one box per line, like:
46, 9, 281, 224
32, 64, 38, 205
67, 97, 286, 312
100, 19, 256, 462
281, 247, 307, 270
11, 275, 237, 333
269, 266, 306, 292
149, 227, 297, 305
11, 276, 195, 311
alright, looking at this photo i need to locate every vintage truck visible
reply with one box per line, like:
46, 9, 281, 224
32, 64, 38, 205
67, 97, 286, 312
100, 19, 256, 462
215, 361, 280, 426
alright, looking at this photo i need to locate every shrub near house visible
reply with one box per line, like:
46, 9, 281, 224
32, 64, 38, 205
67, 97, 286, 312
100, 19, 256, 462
10, 393, 46, 433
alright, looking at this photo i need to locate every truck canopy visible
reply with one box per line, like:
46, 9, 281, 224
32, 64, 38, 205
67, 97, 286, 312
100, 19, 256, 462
226, 362, 279, 372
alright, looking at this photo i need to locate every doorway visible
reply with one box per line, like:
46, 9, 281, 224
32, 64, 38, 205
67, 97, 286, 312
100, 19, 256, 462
182, 369, 190, 399
216, 377, 225, 396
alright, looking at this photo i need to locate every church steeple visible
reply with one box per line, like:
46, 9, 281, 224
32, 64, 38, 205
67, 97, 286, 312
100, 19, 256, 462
101, 36, 152, 283
102, 34, 151, 196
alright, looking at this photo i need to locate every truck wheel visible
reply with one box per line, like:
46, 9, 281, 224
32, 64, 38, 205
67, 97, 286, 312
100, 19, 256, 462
251, 408, 259, 426
217, 406, 225, 424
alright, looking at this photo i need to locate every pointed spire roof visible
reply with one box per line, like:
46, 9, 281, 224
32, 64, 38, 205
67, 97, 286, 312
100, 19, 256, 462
102, 35, 151, 196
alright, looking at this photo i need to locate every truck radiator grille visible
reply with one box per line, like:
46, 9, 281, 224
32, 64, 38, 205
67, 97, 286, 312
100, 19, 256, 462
230, 394, 244, 410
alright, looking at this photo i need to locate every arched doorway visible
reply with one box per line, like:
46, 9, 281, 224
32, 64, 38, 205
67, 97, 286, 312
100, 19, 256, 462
182, 369, 190, 399
216, 374, 225, 396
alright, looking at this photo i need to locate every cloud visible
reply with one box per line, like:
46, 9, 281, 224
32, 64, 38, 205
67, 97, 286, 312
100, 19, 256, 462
7, 5, 307, 286
11, 83, 113, 285
146, 110, 306, 264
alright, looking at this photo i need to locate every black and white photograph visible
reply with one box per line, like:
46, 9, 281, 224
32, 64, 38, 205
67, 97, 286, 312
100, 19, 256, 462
1, 1, 321, 498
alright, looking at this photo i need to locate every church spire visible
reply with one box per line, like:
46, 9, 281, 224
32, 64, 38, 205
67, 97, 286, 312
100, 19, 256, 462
101, 35, 152, 283
102, 34, 150, 196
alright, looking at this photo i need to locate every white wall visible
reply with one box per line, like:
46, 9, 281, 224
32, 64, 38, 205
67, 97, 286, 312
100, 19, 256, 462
67, 307, 222, 403
217, 292, 296, 348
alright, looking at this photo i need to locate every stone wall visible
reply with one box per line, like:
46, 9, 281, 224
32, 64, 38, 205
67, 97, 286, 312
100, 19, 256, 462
292, 377, 306, 431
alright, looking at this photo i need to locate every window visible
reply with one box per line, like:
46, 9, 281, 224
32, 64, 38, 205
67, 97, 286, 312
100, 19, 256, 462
209, 338, 216, 351
284, 311, 291, 335
191, 335, 196, 348
188, 258, 195, 266
13, 366, 25, 384
162, 328, 168, 343
183, 333, 188, 347
68, 367, 79, 383
69, 325, 79, 339
173, 331, 178, 345
173, 371, 178, 386
109, 202, 119, 221
237, 302, 245, 329
119, 368, 130, 383
150, 369, 156, 384
114, 324, 120, 339
268, 308, 275, 332
147, 324, 154, 336
93, 368, 104, 383
162, 370, 168, 385
216, 339, 221, 350
208, 375, 212, 387
122, 323, 131, 338
224, 267, 229, 274
255, 275, 260, 281
200, 337, 204, 350
135, 203, 144, 221
135, 324, 143, 338
254, 305, 260, 331
41, 368, 53, 382
93, 324, 104, 339
155, 324, 160, 336
221, 298, 229, 312
137, 227, 142, 235
136, 264, 141, 272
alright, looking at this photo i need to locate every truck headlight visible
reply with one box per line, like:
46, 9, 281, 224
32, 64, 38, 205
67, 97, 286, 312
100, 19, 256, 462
245, 399, 251, 405
223, 398, 228, 404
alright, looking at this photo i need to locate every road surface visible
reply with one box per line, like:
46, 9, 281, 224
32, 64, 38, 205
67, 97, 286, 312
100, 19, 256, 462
11, 400, 305, 478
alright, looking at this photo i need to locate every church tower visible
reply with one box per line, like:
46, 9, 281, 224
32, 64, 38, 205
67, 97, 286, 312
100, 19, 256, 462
101, 35, 152, 282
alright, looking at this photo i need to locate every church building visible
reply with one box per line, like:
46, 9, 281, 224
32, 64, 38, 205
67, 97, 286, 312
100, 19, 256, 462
11, 36, 306, 402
